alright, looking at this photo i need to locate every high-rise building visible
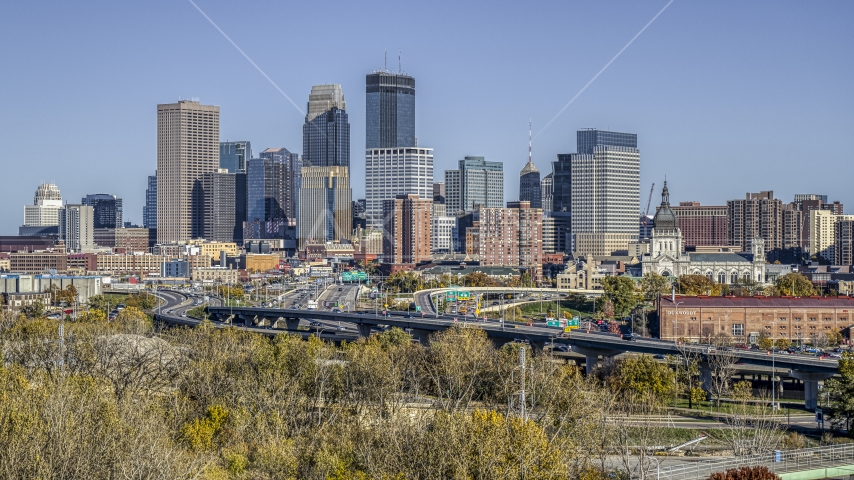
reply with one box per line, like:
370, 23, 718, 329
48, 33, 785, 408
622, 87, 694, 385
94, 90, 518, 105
381, 194, 431, 265
303, 85, 349, 168
365, 147, 433, 229
550, 155, 572, 253
519, 123, 541, 209
540, 173, 553, 214
662, 202, 728, 247
245, 157, 287, 239
835, 220, 854, 265
808, 210, 854, 262
795, 194, 828, 204
727, 191, 784, 260
201, 170, 238, 243
366, 71, 415, 149
297, 166, 352, 248
219, 141, 251, 173
259, 148, 301, 221
473, 201, 543, 281
157, 100, 220, 243
143, 174, 157, 229
81, 194, 122, 229
300, 85, 350, 249
23, 183, 63, 227
59, 204, 94, 252
567, 129, 640, 255
431, 215, 455, 253
444, 156, 504, 213
433, 182, 446, 199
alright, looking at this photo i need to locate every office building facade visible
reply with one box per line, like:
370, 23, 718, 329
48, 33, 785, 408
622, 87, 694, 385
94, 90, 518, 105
143, 174, 157, 229
201, 170, 239, 243
662, 202, 728, 247
259, 147, 301, 221
835, 220, 854, 266
365, 147, 433, 229
540, 173, 553, 215
431, 215, 455, 253
59, 204, 94, 252
381, 194, 431, 265
568, 129, 640, 255
23, 183, 63, 227
297, 166, 352, 249
246, 157, 288, 239
219, 141, 251, 173
157, 100, 220, 243
444, 156, 504, 213
519, 162, 541, 209
366, 72, 415, 149
303, 85, 349, 168
81, 194, 122, 229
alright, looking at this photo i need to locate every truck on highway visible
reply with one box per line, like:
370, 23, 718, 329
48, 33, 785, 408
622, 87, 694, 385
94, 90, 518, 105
307, 300, 318, 310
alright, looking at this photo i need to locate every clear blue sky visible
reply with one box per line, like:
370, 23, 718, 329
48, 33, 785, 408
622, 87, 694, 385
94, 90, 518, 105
1, 1, 852, 234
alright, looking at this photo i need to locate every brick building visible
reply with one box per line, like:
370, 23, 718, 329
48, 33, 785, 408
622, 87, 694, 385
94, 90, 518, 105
658, 295, 854, 343
474, 200, 544, 281
665, 202, 727, 247
10, 252, 68, 273
381, 194, 432, 267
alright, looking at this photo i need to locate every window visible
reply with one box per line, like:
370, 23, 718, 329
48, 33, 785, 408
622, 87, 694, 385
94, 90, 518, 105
779, 317, 786, 322
690, 316, 697, 321
779, 325, 786, 330
809, 317, 817, 322
732, 324, 744, 336
824, 317, 832, 322
794, 317, 802, 322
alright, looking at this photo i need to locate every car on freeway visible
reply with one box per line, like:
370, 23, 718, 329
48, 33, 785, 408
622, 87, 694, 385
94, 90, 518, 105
653, 354, 667, 360
551, 344, 570, 353
336, 325, 347, 331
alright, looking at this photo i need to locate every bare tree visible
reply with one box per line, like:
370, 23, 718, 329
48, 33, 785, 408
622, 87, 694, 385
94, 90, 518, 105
708, 349, 739, 408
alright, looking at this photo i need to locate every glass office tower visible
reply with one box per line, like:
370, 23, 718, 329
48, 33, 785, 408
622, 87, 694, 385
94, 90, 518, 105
81, 194, 123, 229
219, 141, 252, 173
366, 72, 415, 149
303, 85, 349, 168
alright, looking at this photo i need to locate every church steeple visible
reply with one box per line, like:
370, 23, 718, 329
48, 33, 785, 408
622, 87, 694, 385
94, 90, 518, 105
652, 179, 677, 229
661, 180, 670, 206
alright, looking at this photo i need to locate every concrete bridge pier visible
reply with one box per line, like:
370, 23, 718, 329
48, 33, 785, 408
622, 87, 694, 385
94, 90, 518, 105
357, 324, 372, 338
789, 370, 834, 410
408, 328, 431, 344
700, 364, 714, 393
574, 346, 622, 376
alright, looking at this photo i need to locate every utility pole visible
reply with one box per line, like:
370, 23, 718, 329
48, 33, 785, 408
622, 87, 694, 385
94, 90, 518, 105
519, 346, 526, 421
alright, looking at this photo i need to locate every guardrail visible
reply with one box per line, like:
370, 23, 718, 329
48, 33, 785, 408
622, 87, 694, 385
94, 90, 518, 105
659, 443, 854, 479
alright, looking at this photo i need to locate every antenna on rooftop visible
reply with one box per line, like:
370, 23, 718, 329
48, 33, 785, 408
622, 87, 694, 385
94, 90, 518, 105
398, 49, 401, 73
528, 119, 533, 165
384, 48, 387, 71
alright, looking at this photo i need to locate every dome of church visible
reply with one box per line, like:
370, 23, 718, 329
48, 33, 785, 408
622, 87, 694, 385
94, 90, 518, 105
653, 181, 677, 228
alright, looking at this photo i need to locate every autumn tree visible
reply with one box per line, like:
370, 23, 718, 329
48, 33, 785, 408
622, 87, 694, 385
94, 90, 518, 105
609, 355, 675, 404
774, 273, 816, 297
678, 274, 716, 296
709, 466, 781, 480
600, 276, 641, 318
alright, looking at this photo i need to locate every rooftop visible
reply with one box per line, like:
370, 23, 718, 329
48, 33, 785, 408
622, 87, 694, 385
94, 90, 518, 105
661, 295, 854, 308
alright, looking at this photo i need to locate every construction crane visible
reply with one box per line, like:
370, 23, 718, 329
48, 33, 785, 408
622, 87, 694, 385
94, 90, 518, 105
642, 183, 655, 226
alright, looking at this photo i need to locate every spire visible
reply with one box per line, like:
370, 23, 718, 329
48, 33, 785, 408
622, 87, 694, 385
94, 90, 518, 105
661, 179, 670, 206
528, 119, 532, 165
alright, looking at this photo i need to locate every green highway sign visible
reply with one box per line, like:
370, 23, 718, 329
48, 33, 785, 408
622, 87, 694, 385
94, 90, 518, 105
546, 320, 561, 327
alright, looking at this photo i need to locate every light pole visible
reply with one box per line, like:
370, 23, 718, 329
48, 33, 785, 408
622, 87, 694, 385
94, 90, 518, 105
771, 318, 777, 410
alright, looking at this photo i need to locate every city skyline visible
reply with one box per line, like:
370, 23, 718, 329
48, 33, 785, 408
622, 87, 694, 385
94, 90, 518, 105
1, 2, 853, 233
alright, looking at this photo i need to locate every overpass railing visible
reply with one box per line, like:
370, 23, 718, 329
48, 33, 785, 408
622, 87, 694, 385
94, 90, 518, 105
659, 443, 854, 479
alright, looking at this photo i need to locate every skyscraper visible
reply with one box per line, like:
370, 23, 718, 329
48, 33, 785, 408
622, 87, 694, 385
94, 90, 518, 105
260, 147, 301, 221
519, 122, 542, 209
81, 194, 122, 229
727, 191, 784, 260
143, 174, 157, 229
201, 170, 238, 243
444, 156, 504, 213
157, 100, 220, 243
23, 183, 63, 227
474, 201, 544, 281
298, 167, 352, 248
567, 129, 640, 255
300, 85, 351, 247
550, 155, 572, 253
219, 141, 251, 173
366, 71, 415, 149
540, 173, 553, 214
303, 85, 349, 167
365, 147, 433, 229
59, 204, 94, 252
246, 157, 287, 239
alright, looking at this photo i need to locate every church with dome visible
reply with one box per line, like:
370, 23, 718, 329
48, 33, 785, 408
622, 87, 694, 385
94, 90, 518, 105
641, 182, 767, 284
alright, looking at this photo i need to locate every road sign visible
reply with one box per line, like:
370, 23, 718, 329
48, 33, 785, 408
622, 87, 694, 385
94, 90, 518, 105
457, 291, 471, 301
547, 320, 561, 327
445, 291, 457, 302
567, 317, 580, 328
564, 327, 573, 333
415, 306, 421, 312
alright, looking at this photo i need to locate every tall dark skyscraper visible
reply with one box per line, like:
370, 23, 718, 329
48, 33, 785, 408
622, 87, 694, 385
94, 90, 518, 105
300, 85, 351, 246
143, 174, 157, 229
201, 171, 238, 243
81, 193, 122, 229
365, 71, 415, 149
303, 85, 349, 168
260, 147, 301, 221
219, 141, 252, 173
519, 122, 542, 209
